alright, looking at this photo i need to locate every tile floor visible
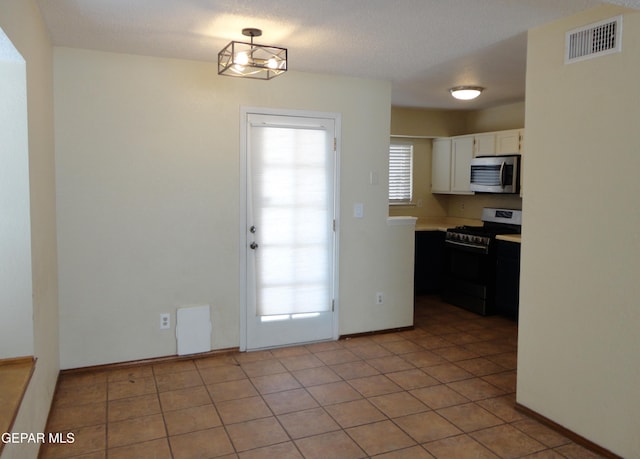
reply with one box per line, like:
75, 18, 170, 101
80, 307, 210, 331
39, 295, 604, 459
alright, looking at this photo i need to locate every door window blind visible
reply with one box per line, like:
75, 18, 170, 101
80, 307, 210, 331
250, 124, 333, 316
389, 143, 413, 203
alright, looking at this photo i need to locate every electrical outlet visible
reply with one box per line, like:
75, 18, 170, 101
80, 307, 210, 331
160, 313, 170, 330
375, 292, 384, 305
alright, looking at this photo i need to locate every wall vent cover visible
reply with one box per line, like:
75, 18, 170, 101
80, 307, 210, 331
565, 15, 622, 64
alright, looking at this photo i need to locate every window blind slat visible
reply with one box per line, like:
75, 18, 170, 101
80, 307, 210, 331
388, 143, 413, 203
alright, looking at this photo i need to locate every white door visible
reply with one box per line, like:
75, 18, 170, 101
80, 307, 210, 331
242, 110, 338, 351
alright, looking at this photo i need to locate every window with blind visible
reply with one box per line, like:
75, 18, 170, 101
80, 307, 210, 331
389, 143, 413, 204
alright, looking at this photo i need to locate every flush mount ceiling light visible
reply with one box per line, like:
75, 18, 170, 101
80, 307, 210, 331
218, 28, 287, 80
449, 86, 484, 100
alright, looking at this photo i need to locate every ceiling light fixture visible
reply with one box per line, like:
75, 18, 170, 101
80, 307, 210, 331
218, 28, 287, 80
449, 86, 484, 100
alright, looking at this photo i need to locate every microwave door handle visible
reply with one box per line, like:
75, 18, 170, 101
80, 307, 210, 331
499, 161, 506, 188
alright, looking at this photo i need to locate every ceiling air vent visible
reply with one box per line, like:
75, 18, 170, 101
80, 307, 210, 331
565, 15, 622, 64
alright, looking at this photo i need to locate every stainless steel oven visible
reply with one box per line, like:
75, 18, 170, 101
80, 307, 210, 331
443, 208, 522, 315
470, 155, 520, 194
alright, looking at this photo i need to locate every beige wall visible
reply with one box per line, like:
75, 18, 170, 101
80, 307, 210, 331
447, 194, 522, 218
391, 102, 525, 138
519, 5, 640, 458
54, 47, 414, 368
465, 101, 525, 133
390, 106, 468, 137
0, 1, 59, 458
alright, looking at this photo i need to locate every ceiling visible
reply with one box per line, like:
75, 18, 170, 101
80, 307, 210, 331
36, 0, 640, 110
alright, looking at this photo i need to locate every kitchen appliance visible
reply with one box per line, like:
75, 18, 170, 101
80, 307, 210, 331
443, 208, 522, 315
470, 155, 520, 194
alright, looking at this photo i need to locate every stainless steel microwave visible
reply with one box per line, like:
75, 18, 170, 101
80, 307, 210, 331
470, 155, 521, 194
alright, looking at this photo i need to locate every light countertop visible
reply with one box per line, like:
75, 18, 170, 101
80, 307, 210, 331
414, 216, 482, 232
496, 234, 521, 243
411, 216, 522, 243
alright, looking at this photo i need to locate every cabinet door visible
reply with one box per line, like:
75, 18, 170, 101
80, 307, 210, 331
474, 133, 496, 156
414, 231, 445, 294
431, 138, 452, 193
495, 240, 521, 320
451, 136, 474, 194
496, 129, 522, 154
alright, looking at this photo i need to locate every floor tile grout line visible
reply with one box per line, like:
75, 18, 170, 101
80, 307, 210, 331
228, 355, 345, 457
41, 296, 606, 459
270, 350, 415, 456
159, 357, 201, 458
226, 355, 329, 456
195, 356, 246, 457
508, 417, 573, 452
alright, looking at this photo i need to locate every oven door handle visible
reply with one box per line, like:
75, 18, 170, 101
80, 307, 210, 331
445, 239, 489, 254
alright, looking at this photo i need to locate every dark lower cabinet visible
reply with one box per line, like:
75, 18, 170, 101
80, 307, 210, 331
495, 240, 521, 320
414, 231, 445, 294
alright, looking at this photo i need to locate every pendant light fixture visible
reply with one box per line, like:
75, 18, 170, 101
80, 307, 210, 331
218, 28, 287, 80
449, 86, 484, 100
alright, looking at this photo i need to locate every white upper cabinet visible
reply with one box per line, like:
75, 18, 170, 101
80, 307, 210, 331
473, 129, 524, 156
430, 129, 524, 196
431, 136, 474, 195
451, 136, 474, 194
474, 133, 496, 156
431, 138, 452, 193
495, 129, 523, 154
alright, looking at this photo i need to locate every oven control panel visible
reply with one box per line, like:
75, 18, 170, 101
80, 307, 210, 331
482, 207, 522, 225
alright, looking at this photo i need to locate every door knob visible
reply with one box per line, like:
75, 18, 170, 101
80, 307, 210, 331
250, 242, 259, 250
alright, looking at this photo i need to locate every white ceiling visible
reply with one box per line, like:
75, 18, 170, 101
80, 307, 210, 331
36, 0, 640, 109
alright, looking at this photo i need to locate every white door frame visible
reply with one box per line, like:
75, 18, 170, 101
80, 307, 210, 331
239, 106, 341, 352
